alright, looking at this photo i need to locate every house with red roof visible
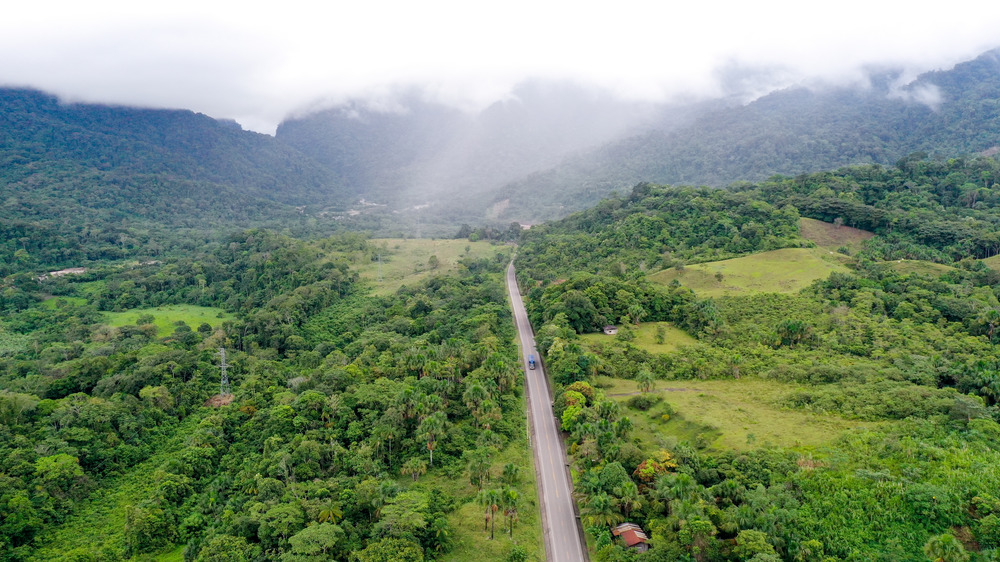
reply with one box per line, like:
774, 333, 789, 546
612, 522, 649, 552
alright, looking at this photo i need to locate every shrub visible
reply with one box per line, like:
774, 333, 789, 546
626, 394, 662, 411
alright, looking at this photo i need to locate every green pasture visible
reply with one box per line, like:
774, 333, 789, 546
39, 296, 88, 309
152, 546, 185, 561
105, 304, 232, 337
597, 376, 869, 452
798, 217, 873, 251
885, 259, 955, 277
648, 248, 851, 297
356, 238, 504, 295
580, 322, 696, 355
981, 254, 1000, 270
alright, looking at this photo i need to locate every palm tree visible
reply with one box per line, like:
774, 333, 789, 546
476, 429, 502, 451
429, 516, 453, 553
924, 533, 969, 562
398, 387, 418, 420
500, 463, 521, 486
502, 488, 519, 537
401, 457, 427, 482
636, 368, 655, 393
729, 353, 743, 378
373, 480, 399, 518
627, 303, 646, 325
317, 501, 343, 524
657, 472, 700, 505
477, 399, 501, 430
463, 382, 489, 426
476, 489, 502, 539
371, 423, 393, 461
466, 448, 492, 489
576, 470, 603, 498
418, 411, 447, 466
983, 308, 1000, 342
582, 492, 624, 528
615, 417, 634, 439
615, 481, 643, 519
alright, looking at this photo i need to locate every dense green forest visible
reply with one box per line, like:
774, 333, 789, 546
0, 89, 398, 274
517, 154, 1000, 281
494, 49, 1000, 222
515, 155, 1000, 560
0, 229, 540, 561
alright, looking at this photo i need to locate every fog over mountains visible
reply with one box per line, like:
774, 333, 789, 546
3, 48, 1000, 236
271, 48, 1000, 224
274, 81, 703, 207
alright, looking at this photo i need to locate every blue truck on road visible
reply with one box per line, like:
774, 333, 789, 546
528, 354, 536, 370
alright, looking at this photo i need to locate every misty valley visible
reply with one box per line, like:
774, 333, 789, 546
5, 49, 1000, 562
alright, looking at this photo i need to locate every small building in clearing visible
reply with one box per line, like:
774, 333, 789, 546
603, 325, 618, 335
613, 523, 649, 552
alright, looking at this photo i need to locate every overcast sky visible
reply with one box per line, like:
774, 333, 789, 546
3, 0, 999, 134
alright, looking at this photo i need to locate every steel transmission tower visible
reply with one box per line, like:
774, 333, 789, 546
218, 347, 231, 396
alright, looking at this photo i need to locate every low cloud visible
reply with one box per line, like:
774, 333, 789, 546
1, 1, 998, 133
889, 83, 944, 111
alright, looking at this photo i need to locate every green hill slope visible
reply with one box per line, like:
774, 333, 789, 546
648, 248, 852, 297
494, 49, 1000, 221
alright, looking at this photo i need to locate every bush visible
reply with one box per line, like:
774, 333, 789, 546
626, 394, 662, 411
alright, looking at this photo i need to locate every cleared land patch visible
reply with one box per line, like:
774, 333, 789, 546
886, 259, 955, 277
580, 322, 696, 354
647, 248, 851, 297
40, 296, 88, 309
596, 376, 868, 452
798, 217, 874, 251
356, 238, 504, 295
981, 254, 1000, 270
105, 304, 232, 337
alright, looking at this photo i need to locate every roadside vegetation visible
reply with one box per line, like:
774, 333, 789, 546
515, 157, 1000, 561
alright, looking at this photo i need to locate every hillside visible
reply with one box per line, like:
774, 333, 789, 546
514, 167, 1000, 561
0, 89, 341, 205
275, 82, 712, 220
648, 248, 852, 297
493, 49, 1000, 221
0, 89, 363, 271
797, 217, 874, 251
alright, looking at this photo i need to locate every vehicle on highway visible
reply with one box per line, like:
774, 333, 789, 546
528, 354, 536, 369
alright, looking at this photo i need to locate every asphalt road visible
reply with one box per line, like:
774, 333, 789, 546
506, 262, 589, 562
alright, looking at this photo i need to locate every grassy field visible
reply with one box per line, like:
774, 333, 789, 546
40, 296, 88, 309
798, 217, 873, 251
595, 376, 869, 452
886, 259, 955, 277
982, 254, 1000, 270
151, 546, 185, 561
647, 248, 852, 297
580, 322, 697, 354
105, 304, 233, 337
355, 238, 507, 296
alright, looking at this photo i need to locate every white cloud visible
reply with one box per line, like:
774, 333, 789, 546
1, 0, 999, 133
